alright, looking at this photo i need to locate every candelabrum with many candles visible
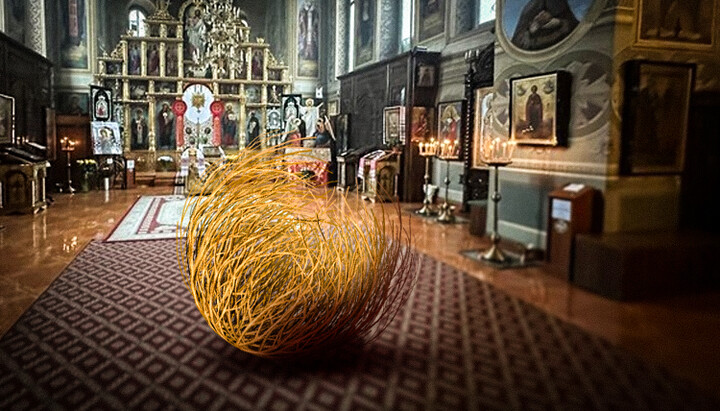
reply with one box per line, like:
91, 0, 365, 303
60, 136, 77, 194
436, 138, 460, 224
479, 133, 516, 263
415, 138, 439, 216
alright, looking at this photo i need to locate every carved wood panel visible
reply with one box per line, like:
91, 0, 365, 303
338, 50, 440, 202
462, 43, 493, 211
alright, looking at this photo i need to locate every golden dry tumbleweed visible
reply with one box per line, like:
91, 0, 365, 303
177, 141, 418, 358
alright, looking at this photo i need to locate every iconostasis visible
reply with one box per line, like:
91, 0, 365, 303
93, 0, 291, 172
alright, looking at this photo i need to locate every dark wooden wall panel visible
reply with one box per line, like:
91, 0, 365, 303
0, 32, 53, 146
338, 50, 441, 202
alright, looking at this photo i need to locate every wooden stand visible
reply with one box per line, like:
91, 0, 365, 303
359, 150, 401, 203
546, 184, 598, 280
0, 162, 49, 214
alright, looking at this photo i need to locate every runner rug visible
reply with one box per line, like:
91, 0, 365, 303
0, 240, 717, 410
104, 195, 195, 242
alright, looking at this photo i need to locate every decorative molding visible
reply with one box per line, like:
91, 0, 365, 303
504, 159, 612, 177
28, 0, 46, 57
0, 1, 5, 32
378, 0, 398, 60
327, 0, 336, 82
335, 0, 347, 76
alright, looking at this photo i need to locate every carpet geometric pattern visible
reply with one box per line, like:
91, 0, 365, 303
1, 240, 717, 410
104, 195, 193, 242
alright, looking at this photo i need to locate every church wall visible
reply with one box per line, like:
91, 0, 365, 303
602, 0, 720, 233
265, 0, 289, 66
328, 1, 497, 202
1, 0, 48, 59
285, 0, 324, 97
489, 0, 720, 247
491, 0, 616, 246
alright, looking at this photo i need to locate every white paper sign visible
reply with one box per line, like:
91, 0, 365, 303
126, 159, 135, 170
564, 183, 585, 193
551, 199, 572, 221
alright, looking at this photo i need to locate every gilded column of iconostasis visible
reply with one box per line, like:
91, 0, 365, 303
94, 0, 291, 172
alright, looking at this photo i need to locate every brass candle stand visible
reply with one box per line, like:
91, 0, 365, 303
479, 137, 516, 264
415, 139, 439, 216
436, 139, 460, 224
60, 136, 77, 194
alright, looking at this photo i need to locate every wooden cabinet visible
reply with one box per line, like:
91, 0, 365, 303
359, 150, 401, 203
0, 161, 49, 215
338, 49, 441, 202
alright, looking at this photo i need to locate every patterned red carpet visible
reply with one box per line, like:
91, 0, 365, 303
0, 240, 717, 410
104, 195, 193, 242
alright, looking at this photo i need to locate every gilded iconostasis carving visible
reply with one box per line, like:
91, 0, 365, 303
93, 0, 291, 171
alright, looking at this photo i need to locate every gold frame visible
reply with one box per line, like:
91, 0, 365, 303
415, 0, 446, 43
509, 71, 571, 147
472, 87, 493, 169
0, 93, 15, 145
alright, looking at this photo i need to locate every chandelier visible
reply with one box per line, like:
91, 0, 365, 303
192, 0, 248, 77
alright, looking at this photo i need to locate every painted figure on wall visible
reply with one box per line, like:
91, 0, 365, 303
284, 99, 299, 123
267, 109, 282, 131
148, 44, 160, 76
131, 108, 149, 150
412, 107, 431, 141
0, 96, 13, 144
298, 0, 319, 60
313, 118, 332, 148
439, 104, 460, 143
95, 95, 109, 120
269, 86, 281, 104
298, 0, 319, 77
62, 94, 87, 116
285, 117, 303, 147
525, 85, 543, 133
129, 44, 141, 75
419, 0, 445, 41
356, 0, 375, 65
505, 0, 587, 51
6, 0, 26, 45
166, 45, 178, 76
300, 99, 320, 141
92, 125, 123, 156
221, 103, 238, 146
511, 74, 558, 142
639, 0, 712, 45
60, 0, 88, 69
359, 0, 374, 48
252, 50, 264, 79
246, 111, 262, 148
157, 102, 176, 149
185, 7, 207, 61
245, 86, 260, 104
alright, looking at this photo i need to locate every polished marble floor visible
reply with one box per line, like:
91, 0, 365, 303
1, 186, 719, 401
